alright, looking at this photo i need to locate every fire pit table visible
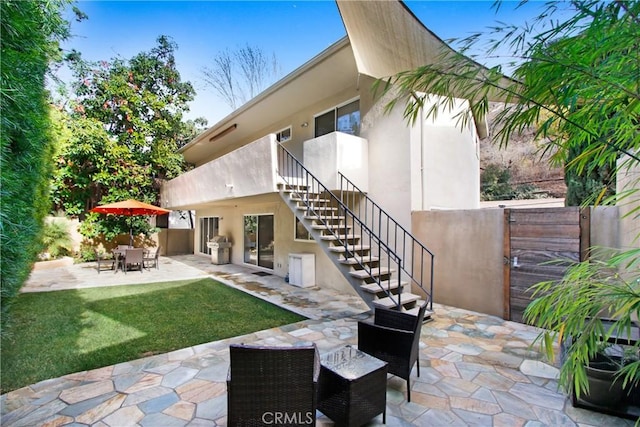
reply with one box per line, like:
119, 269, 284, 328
318, 345, 388, 426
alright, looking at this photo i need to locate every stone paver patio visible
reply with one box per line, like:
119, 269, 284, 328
1, 255, 633, 426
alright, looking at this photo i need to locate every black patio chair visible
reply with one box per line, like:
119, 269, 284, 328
227, 343, 320, 426
357, 302, 427, 402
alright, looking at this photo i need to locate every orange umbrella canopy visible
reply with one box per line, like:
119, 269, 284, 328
90, 199, 171, 216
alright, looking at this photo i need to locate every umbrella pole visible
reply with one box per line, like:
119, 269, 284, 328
128, 215, 133, 247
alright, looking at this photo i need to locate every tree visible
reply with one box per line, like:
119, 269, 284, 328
564, 140, 616, 206
378, 0, 639, 399
202, 44, 280, 110
1, 0, 71, 329
52, 36, 201, 241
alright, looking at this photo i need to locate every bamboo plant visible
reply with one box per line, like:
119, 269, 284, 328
375, 0, 640, 400
523, 252, 640, 399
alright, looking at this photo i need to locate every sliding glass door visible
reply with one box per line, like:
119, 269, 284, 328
244, 214, 274, 269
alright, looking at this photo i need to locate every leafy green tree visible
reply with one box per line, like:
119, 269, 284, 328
565, 141, 616, 206
52, 36, 202, 241
1, 0, 71, 328
379, 0, 639, 399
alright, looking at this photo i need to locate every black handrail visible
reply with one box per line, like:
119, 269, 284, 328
338, 173, 434, 311
277, 145, 406, 309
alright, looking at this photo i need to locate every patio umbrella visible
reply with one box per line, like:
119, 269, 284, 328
90, 199, 171, 246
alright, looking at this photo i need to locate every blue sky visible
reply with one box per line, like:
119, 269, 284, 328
59, 1, 551, 125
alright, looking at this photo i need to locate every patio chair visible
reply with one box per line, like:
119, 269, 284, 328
357, 302, 427, 402
95, 251, 114, 273
227, 343, 320, 426
143, 246, 160, 270
123, 248, 143, 273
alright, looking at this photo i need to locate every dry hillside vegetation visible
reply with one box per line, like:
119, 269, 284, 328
481, 103, 567, 198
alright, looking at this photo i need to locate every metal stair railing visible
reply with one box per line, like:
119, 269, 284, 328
338, 173, 434, 311
277, 145, 406, 309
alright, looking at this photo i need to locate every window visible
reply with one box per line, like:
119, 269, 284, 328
276, 127, 292, 142
294, 217, 314, 242
199, 217, 219, 255
244, 214, 274, 269
314, 99, 360, 138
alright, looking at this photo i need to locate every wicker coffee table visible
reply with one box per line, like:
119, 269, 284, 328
318, 345, 388, 426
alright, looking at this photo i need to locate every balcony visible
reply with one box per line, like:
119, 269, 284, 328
161, 135, 279, 209
303, 132, 369, 192
161, 132, 369, 210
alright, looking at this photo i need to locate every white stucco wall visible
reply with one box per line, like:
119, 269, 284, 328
162, 135, 278, 210
361, 90, 413, 229
420, 96, 480, 210
617, 155, 640, 250
195, 196, 357, 295
360, 86, 480, 231
303, 132, 369, 191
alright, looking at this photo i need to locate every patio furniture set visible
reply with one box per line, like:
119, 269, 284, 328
227, 303, 427, 426
95, 245, 160, 273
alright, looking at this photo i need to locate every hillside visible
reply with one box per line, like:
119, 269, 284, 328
481, 103, 567, 199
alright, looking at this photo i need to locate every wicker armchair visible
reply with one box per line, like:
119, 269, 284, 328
143, 246, 160, 270
357, 303, 427, 402
123, 248, 143, 273
227, 344, 320, 426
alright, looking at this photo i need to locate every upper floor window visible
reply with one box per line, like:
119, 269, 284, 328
314, 99, 360, 138
276, 126, 292, 142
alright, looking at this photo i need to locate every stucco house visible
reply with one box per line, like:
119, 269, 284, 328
161, 0, 489, 317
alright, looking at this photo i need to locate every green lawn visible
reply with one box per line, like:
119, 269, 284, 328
1, 278, 305, 393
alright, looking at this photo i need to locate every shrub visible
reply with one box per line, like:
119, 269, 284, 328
0, 0, 70, 331
481, 163, 541, 201
40, 220, 73, 259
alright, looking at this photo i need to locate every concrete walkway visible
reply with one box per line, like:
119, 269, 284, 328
1, 255, 633, 426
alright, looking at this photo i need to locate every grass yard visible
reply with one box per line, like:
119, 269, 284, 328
0, 278, 305, 394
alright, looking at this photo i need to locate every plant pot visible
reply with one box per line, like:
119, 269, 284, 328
582, 354, 625, 407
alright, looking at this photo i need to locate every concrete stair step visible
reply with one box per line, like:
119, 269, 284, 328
313, 224, 352, 232
304, 215, 344, 221
328, 245, 370, 253
289, 194, 328, 202
340, 255, 379, 265
349, 267, 395, 279
403, 305, 434, 322
320, 234, 359, 241
280, 185, 312, 193
373, 293, 421, 309
360, 280, 407, 294
296, 205, 337, 212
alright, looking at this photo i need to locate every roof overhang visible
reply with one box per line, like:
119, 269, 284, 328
182, 1, 516, 162
336, 0, 515, 138
180, 37, 357, 164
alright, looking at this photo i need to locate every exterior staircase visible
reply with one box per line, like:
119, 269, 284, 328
277, 145, 434, 320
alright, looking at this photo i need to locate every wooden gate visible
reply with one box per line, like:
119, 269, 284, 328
503, 207, 590, 323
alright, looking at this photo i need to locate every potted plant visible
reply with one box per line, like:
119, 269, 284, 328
577, 343, 638, 407
523, 250, 640, 411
